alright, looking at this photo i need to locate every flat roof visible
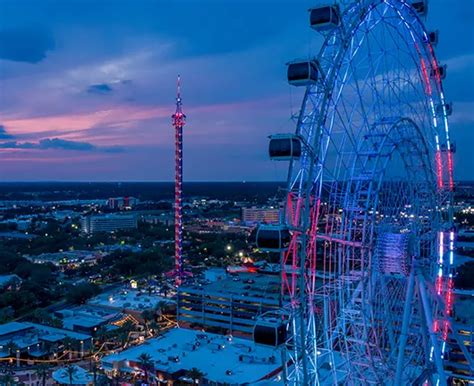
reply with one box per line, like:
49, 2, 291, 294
180, 272, 280, 303
88, 288, 173, 311
102, 328, 281, 384
22, 323, 91, 341
0, 322, 32, 337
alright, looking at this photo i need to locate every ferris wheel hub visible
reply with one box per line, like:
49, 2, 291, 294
375, 232, 415, 276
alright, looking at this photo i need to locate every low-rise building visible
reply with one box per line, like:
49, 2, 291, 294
107, 196, 139, 210
81, 213, 137, 234
177, 272, 280, 336
241, 206, 280, 224
54, 306, 131, 335
0, 274, 22, 291
101, 328, 282, 384
0, 322, 92, 362
25, 250, 104, 269
87, 288, 173, 322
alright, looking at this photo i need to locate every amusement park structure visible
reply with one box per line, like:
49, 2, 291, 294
172, 75, 185, 285
254, 0, 473, 384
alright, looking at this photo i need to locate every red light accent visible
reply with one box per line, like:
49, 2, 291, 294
435, 276, 443, 296
435, 150, 443, 189
442, 320, 449, 341
447, 149, 454, 191
420, 57, 432, 96
446, 277, 454, 315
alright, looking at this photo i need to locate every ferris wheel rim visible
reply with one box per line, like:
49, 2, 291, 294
277, 0, 454, 384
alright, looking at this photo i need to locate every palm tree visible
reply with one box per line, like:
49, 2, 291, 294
138, 352, 154, 384
149, 321, 160, 336
35, 363, 50, 386
185, 367, 204, 384
0, 372, 15, 386
62, 337, 76, 360
141, 310, 155, 335
5, 340, 18, 357
65, 365, 77, 386
95, 325, 109, 346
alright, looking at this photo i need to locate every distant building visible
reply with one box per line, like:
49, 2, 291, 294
242, 206, 280, 224
25, 250, 104, 268
177, 272, 280, 335
0, 322, 92, 362
81, 214, 137, 234
0, 274, 22, 291
87, 288, 173, 322
140, 213, 173, 227
101, 328, 281, 384
54, 305, 131, 335
107, 196, 139, 210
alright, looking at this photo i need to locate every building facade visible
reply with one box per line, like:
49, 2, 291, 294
241, 206, 280, 224
81, 214, 137, 234
177, 273, 280, 335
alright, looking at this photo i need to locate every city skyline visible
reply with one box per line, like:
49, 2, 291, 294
0, 0, 473, 181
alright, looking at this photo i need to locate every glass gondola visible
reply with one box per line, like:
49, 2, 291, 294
269, 134, 302, 160
256, 224, 291, 252
287, 60, 318, 87
309, 5, 340, 31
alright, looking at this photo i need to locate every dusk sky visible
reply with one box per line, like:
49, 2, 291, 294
0, 0, 472, 181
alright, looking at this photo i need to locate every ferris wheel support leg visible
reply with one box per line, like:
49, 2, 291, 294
394, 267, 416, 385
417, 273, 447, 385
281, 346, 289, 384
298, 307, 310, 385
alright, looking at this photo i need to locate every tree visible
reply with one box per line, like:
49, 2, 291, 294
0, 372, 15, 386
0, 306, 14, 323
95, 326, 109, 343
5, 340, 18, 356
62, 337, 77, 360
138, 352, 154, 384
65, 365, 77, 386
66, 282, 100, 304
185, 367, 204, 384
141, 309, 155, 335
35, 364, 50, 386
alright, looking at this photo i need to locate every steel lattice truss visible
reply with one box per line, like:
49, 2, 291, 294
257, 0, 471, 384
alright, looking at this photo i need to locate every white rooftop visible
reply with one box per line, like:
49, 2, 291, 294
102, 328, 281, 384
88, 288, 173, 311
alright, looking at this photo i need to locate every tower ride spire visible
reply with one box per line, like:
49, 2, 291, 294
172, 75, 185, 285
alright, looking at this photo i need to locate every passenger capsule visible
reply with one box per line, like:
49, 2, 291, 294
430, 64, 446, 80
287, 60, 318, 87
269, 134, 302, 160
309, 5, 340, 31
411, 0, 428, 16
428, 30, 438, 46
256, 225, 291, 251
436, 102, 452, 116
253, 318, 288, 347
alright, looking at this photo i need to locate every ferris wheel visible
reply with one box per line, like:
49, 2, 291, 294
254, 0, 460, 384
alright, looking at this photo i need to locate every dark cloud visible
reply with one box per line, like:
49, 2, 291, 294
0, 138, 124, 153
0, 125, 14, 139
0, 26, 54, 63
87, 83, 113, 95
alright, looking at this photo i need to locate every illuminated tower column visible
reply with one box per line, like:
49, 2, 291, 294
172, 75, 186, 284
